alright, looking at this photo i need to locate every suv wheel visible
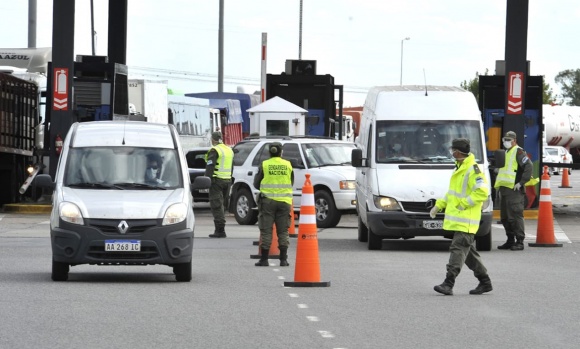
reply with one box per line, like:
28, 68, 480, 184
234, 187, 258, 225
314, 190, 341, 228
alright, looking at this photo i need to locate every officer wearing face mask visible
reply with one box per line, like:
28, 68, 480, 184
494, 131, 532, 251
430, 138, 492, 296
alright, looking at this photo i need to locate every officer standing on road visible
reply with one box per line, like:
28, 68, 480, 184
430, 138, 493, 295
495, 131, 533, 251
205, 131, 234, 238
253, 142, 294, 267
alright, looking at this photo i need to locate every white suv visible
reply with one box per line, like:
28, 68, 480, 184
543, 146, 572, 175
229, 137, 357, 228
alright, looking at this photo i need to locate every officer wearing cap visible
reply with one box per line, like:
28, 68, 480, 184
494, 131, 532, 251
430, 138, 493, 295
253, 142, 294, 267
205, 131, 234, 238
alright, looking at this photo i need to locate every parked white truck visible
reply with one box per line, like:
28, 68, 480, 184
168, 95, 221, 151
128, 79, 169, 124
351, 86, 493, 251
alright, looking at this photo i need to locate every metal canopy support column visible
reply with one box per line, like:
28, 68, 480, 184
503, 0, 529, 145
108, 0, 128, 65
49, 0, 75, 177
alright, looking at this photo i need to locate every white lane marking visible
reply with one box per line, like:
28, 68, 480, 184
318, 330, 335, 338
494, 220, 572, 244
306, 316, 319, 322
39, 221, 50, 225
297, 304, 308, 309
273, 268, 280, 272
277, 276, 285, 280
288, 293, 299, 298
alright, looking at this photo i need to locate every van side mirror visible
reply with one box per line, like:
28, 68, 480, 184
493, 149, 506, 168
33, 174, 55, 190
191, 176, 211, 194
352, 148, 363, 167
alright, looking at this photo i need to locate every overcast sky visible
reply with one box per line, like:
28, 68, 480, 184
2, 0, 580, 106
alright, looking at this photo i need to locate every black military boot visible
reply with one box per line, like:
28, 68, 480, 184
434, 277, 455, 296
470, 275, 493, 295
255, 249, 270, 266
209, 227, 226, 238
279, 246, 289, 267
510, 240, 524, 251
497, 237, 515, 250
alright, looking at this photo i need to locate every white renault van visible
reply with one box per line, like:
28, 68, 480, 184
35, 121, 210, 281
351, 86, 492, 250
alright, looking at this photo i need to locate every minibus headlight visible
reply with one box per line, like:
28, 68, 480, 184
339, 180, 356, 190
59, 202, 84, 225
373, 195, 401, 211
163, 203, 187, 225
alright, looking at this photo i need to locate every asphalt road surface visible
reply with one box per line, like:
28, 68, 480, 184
1, 172, 579, 349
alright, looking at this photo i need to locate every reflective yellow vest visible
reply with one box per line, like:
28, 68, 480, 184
435, 154, 489, 234
494, 146, 519, 189
260, 157, 293, 205
206, 143, 233, 179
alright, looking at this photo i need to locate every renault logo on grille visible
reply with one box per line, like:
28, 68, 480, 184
117, 221, 129, 234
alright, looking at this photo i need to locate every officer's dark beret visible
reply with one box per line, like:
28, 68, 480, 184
269, 142, 282, 156
452, 138, 470, 154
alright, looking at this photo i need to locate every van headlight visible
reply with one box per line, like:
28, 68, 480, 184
339, 180, 356, 190
163, 203, 187, 225
59, 202, 84, 225
373, 195, 401, 211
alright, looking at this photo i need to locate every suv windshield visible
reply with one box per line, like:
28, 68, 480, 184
376, 120, 484, 163
301, 142, 356, 167
63, 147, 182, 189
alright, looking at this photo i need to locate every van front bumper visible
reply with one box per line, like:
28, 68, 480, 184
51, 219, 193, 265
366, 211, 492, 238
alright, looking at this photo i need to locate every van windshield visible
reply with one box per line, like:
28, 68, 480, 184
376, 120, 484, 164
63, 147, 183, 189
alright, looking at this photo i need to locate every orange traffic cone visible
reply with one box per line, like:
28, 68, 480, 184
284, 174, 330, 287
289, 213, 297, 238
529, 166, 563, 248
251, 224, 280, 259
559, 158, 572, 188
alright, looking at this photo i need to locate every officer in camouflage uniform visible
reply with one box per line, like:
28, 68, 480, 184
430, 138, 492, 295
205, 131, 234, 238
495, 131, 533, 251
253, 142, 294, 267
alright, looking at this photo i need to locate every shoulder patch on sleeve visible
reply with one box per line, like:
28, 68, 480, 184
472, 164, 481, 174
206, 160, 213, 165
522, 156, 529, 164
475, 176, 484, 184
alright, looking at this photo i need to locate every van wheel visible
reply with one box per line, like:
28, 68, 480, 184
173, 261, 192, 282
358, 216, 368, 242
368, 227, 382, 250
314, 190, 341, 228
52, 259, 69, 281
234, 187, 258, 225
475, 229, 492, 251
